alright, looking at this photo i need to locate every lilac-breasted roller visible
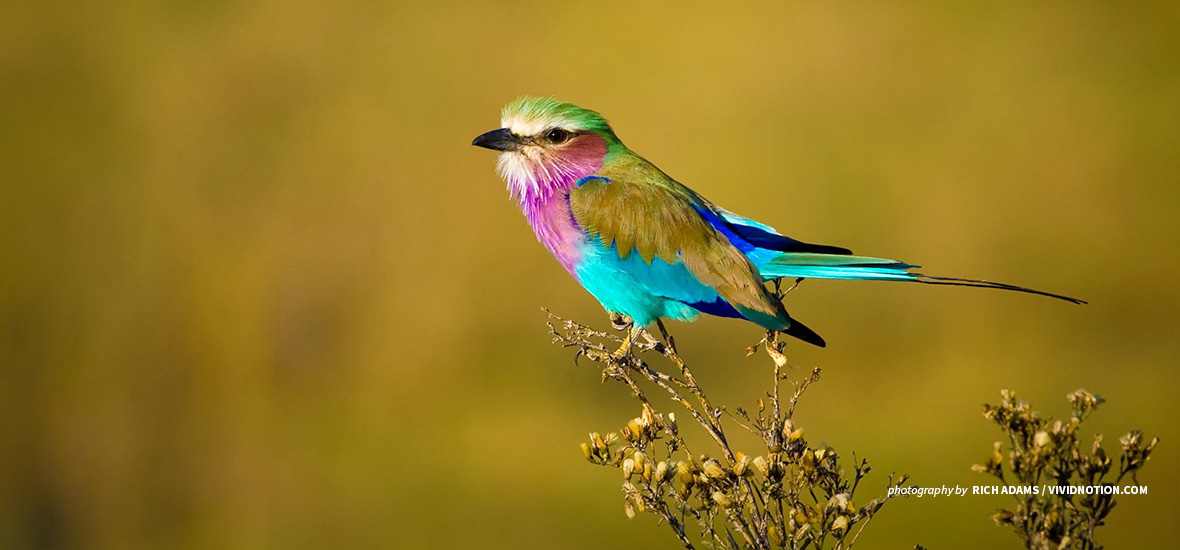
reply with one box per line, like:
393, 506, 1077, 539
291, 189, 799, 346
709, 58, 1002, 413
472, 97, 1083, 354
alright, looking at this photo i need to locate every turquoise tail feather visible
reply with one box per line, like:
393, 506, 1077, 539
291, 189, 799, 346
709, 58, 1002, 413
758, 253, 918, 281
757, 252, 1086, 304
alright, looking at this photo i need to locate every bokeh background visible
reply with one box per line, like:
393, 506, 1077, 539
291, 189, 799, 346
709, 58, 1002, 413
3, 1, 1178, 548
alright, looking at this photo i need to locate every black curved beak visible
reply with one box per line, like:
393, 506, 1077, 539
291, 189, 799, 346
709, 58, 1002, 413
472, 128, 522, 151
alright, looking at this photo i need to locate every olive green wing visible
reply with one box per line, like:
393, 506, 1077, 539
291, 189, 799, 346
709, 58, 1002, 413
568, 158, 790, 330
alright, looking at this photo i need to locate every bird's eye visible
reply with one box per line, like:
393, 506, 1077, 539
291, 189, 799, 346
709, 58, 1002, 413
544, 128, 572, 144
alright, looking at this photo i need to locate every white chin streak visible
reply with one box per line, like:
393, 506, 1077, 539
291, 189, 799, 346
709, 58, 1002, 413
496, 151, 538, 201
496, 149, 577, 204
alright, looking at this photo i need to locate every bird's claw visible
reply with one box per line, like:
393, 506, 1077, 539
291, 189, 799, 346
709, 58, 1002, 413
609, 313, 633, 332
610, 325, 642, 361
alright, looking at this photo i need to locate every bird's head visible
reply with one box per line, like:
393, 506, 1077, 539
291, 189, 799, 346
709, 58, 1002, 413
473, 97, 619, 202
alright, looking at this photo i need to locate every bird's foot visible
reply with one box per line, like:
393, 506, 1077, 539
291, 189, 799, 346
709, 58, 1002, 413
610, 326, 643, 361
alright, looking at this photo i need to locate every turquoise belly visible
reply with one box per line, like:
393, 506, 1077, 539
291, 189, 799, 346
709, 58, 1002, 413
573, 242, 719, 327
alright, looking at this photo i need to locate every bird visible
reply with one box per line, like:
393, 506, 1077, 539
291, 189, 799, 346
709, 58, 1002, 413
472, 97, 1083, 355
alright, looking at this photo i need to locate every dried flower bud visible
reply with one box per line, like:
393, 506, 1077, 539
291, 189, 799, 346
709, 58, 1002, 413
1068, 389, 1104, 417
641, 405, 655, 428
623, 499, 635, 519
733, 452, 751, 477
1119, 430, 1141, 451
753, 456, 769, 477
801, 449, 816, 473
711, 491, 733, 507
591, 432, 606, 451
781, 419, 795, 439
622, 458, 635, 479
654, 461, 668, 483
814, 445, 832, 461
703, 459, 728, 480
828, 493, 853, 513
675, 461, 693, 480
580, 443, 592, 461
768, 524, 784, 546
625, 420, 642, 441
830, 515, 848, 531
766, 342, 789, 367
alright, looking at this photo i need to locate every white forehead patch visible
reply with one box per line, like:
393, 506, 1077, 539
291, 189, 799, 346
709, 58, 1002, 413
501, 114, 574, 138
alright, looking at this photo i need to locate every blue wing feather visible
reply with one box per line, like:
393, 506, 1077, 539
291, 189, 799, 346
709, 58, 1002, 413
696, 205, 920, 282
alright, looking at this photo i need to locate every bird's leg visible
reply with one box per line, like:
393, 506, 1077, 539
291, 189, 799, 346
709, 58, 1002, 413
655, 319, 679, 355
772, 277, 804, 300
611, 325, 644, 360
609, 312, 632, 332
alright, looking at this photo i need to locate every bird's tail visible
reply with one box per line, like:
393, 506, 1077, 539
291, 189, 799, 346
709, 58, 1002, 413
758, 253, 1085, 304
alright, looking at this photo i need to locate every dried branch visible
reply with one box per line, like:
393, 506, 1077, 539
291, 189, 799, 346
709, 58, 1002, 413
550, 310, 905, 550
973, 389, 1158, 550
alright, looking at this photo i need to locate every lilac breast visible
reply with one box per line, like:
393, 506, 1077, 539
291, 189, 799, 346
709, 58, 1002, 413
507, 134, 608, 274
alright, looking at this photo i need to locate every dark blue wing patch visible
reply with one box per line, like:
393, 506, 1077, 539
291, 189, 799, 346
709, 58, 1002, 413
691, 204, 852, 256
685, 298, 745, 319
726, 222, 852, 255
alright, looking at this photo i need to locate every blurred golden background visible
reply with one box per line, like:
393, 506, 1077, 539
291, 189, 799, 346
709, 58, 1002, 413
2, 1, 1177, 548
